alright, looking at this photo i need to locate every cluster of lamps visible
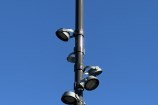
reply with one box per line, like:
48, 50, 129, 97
55, 28, 103, 105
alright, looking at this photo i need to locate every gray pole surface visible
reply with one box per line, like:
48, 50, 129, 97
74, 0, 84, 105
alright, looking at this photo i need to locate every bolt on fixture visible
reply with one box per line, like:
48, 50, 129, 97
55, 0, 103, 105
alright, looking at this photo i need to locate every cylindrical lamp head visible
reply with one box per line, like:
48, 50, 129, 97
56, 28, 70, 41
61, 91, 79, 104
84, 66, 102, 76
84, 76, 99, 91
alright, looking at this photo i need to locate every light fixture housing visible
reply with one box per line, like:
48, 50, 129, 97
56, 28, 74, 41
67, 52, 76, 63
84, 76, 99, 91
84, 66, 102, 76
61, 91, 79, 105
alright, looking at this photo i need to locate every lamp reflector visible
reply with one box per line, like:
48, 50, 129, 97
61, 91, 78, 105
56, 29, 70, 41
84, 66, 102, 76
67, 53, 76, 63
84, 76, 99, 91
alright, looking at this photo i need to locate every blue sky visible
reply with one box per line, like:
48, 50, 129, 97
0, 0, 158, 105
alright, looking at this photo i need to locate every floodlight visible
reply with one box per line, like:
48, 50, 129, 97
67, 52, 76, 63
61, 91, 79, 105
56, 28, 74, 41
84, 66, 102, 76
84, 76, 99, 91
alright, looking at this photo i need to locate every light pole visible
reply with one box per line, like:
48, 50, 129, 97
74, 0, 84, 104
55, 0, 102, 105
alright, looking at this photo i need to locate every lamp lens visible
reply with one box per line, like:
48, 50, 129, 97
85, 79, 99, 90
60, 32, 68, 40
56, 31, 69, 41
62, 96, 77, 104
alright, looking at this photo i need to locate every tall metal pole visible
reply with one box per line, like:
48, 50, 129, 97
74, 0, 84, 105
56, 0, 102, 104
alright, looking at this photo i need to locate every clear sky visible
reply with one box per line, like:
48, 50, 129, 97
0, 0, 158, 105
